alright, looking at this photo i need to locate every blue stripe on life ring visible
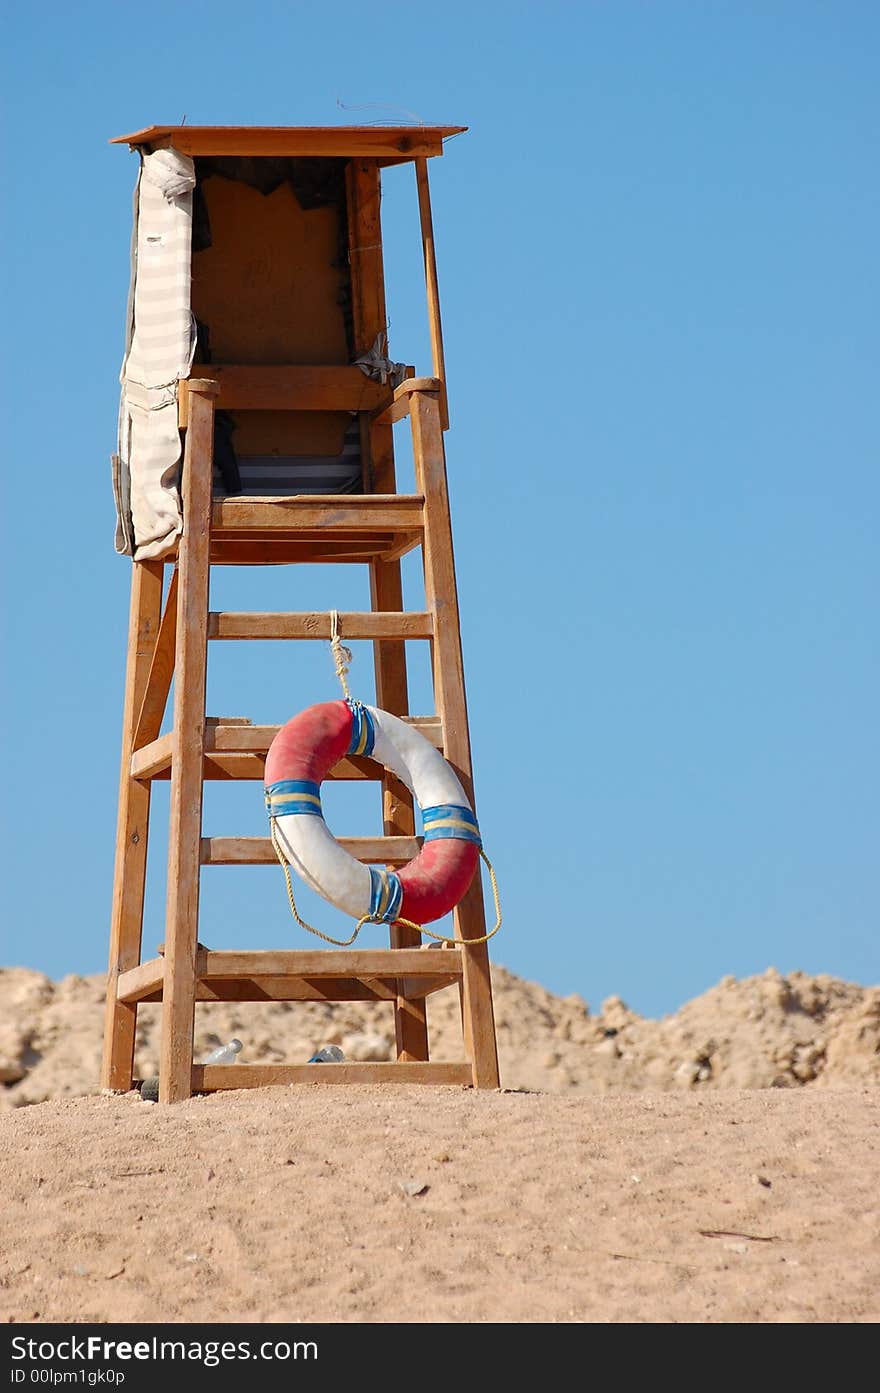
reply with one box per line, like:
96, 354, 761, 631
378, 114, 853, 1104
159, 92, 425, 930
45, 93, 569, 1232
265, 779, 324, 818
346, 700, 376, 758
368, 867, 403, 923
421, 803, 482, 846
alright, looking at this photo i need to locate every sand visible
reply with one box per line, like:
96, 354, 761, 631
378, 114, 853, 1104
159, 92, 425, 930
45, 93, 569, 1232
1, 963, 877, 1324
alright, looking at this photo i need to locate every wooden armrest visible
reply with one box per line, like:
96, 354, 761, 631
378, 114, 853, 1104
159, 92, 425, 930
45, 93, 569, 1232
371, 376, 444, 427
178, 365, 414, 428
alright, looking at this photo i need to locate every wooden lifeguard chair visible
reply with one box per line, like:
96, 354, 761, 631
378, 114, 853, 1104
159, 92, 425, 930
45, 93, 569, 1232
101, 124, 499, 1102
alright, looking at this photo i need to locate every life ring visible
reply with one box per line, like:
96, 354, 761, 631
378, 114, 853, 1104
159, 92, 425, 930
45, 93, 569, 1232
264, 699, 481, 926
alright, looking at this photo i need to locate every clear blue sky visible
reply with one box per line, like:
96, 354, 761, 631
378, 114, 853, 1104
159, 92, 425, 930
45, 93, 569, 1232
1, 1, 877, 1018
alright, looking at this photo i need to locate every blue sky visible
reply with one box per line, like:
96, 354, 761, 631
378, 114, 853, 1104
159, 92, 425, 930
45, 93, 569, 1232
1, 1, 877, 1018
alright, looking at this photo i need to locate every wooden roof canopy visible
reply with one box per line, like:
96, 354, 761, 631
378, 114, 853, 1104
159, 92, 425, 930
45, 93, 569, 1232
109, 124, 466, 164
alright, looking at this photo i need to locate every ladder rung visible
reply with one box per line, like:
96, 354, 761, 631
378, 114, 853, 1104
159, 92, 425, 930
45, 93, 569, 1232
131, 716, 445, 782
201, 835, 421, 865
117, 949, 463, 1006
194, 1062, 472, 1089
190, 947, 460, 977
206, 716, 444, 753
207, 611, 433, 641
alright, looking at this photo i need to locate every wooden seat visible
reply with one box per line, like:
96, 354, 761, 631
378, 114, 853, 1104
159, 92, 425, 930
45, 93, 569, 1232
208, 494, 425, 565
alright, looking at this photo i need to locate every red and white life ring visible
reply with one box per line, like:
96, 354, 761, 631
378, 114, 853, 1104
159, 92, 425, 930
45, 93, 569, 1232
264, 700, 481, 926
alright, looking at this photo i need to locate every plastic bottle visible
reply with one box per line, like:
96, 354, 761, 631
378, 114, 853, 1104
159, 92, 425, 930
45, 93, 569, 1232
203, 1038, 243, 1065
308, 1045, 345, 1063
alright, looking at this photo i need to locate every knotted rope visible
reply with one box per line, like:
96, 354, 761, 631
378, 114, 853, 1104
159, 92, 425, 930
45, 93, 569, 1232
329, 609, 353, 700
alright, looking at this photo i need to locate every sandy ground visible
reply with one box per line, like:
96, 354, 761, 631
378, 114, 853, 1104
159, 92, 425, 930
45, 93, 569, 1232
2, 963, 877, 1324
1, 1084, 877, 1324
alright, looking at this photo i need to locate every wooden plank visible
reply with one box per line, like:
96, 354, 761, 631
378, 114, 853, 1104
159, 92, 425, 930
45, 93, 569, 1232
207, 611, 433, 641
200, 836, 421, 865
372, 543, 428, 1061
196, 948, 461, 979
206, 717, 443, 753
193, 1061, 472, 1089
116, 958, 166, 1004
132, 568, 178, 748
207, 538, 422, 566
198, 975, 457, 1002
372, 377, 444, 427
146, 753, 385, 782
409, 388, 500, 1088
372, 395, 413, 428
147, 718, 441, 781
415, 160, 450, 431
159, 382, 219, 1104
210, 533, 407, 549
101, 560, 164, 1091
181, 365, 393, 415
211, 495, 424, 534
112, 127, 458, 159
345, 155, 431, 1064
394, 376, 445, 395
346, 159, 387, 361
130, 733, 174, 780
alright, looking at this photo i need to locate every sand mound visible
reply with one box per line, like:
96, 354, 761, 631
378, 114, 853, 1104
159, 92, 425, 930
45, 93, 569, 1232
1, 963, 877, 1108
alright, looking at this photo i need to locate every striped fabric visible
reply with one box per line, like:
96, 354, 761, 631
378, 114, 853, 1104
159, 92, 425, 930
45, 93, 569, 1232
115, 151, 368, 558
231, 417, 362, 496
421, 804, 482, 845
368, 867, 404, 923
116, 149, 197, 561
346, 701, 376, 758
265, 780, 324, 817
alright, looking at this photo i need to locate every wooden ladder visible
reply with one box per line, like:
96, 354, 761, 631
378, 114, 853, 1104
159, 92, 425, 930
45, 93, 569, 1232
101, 373, 500, 1102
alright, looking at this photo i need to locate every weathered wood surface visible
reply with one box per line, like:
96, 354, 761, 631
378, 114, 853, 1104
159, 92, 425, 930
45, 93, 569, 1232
415, 160, 449, 430
101, 560, 163, 1091
179, 366, 394, 426
410, 387, 500, 1088
159, 382, 219, 1103
193, 948, 461, 978
132, 568, 178, 748
207, 611, 433, 641
200, 836, 421, 866
211, 496, 424, 535
192, 1061, 472, 1089
112, 126, 462, 160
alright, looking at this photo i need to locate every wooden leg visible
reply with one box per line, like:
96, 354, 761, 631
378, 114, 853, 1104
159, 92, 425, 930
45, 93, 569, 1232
371, 557, 430, 1062
159, 382, 218, 1103
410, 390, 500, 1088
348, 160, 430, 1062
101, 560, 164, 1091
133, 567, 178, 747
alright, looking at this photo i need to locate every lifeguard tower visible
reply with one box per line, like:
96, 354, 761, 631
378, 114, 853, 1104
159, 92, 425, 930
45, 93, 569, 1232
101, 124, 499, 1102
